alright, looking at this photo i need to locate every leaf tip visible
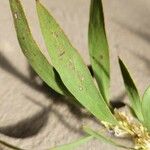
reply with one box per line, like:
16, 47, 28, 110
118, 57, 124, 67
118, 56, 121, 62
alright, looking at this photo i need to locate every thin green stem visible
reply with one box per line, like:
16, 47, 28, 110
0, 140, 23, 150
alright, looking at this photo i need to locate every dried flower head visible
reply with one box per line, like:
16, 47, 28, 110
102, 110, 150, 150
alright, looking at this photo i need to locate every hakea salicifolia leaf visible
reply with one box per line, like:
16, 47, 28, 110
36, 2, 150, 149
9, 0, 70, 96
88, 0, 110, 103
142, 86, 150, 132
9, 0, 150, 150
51, 136, 94, 150
119, 58, 144, 123
36, 0, 118, 125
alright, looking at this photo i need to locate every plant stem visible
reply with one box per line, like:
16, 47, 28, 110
0, 140, 23, 150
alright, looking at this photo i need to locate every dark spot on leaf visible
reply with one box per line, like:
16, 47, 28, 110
52, 31, 59, 38
100, 55, 103, 60
59, 51, 65, 57
32, 52, 36, 57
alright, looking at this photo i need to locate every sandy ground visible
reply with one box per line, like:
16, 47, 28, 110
0, 0, 150, 149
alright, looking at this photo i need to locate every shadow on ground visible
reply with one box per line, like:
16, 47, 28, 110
115, 19, 150, 45
131, 51, 150, 76
0, 51, 125, 138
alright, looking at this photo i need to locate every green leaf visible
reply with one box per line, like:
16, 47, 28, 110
9, 0, 69, 96
118, 58, 143, 122
88, 0, 110, 102
142, 86, 150, 131
0, 140, 23, 150
83, 126, 133, 149
50, 136, 93, 150
36, 1, 118, 125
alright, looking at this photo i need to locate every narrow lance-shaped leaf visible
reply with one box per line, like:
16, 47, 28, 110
9, 0, 69, 96
36, 1, 118, 125
88, 0, 110, 102
142, 86, 150, 131
119, 58, 143, 122
50, 136, 93, 150
83, 126, 134, 150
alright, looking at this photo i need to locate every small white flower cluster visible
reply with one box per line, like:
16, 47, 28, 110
102, 110, 150, 150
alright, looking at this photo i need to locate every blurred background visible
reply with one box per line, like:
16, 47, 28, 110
0, 0, 150, 149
